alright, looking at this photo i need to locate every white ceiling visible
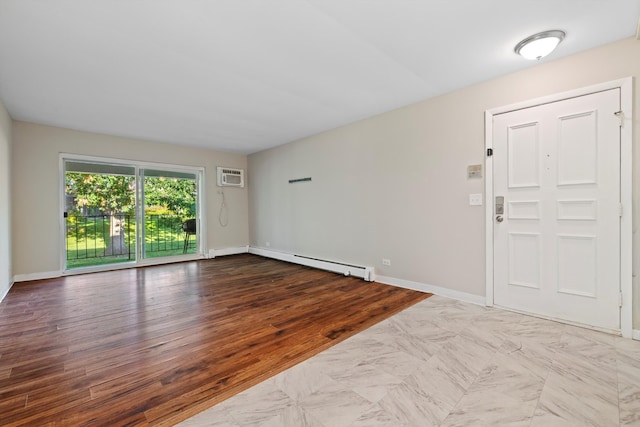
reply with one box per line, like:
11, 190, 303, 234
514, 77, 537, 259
0, 1, 638, 154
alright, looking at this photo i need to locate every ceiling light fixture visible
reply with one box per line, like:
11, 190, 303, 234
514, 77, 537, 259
515, 30, 566, 60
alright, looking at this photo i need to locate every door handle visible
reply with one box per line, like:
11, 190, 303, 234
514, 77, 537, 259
496, 216, 504, 223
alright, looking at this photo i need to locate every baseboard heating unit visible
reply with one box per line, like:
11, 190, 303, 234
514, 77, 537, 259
249, 247, 374, 281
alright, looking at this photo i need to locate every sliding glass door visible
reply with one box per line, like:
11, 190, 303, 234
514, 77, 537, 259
65, 161, 137, 269
63, 157, 203, 271
141, 169, 198, 259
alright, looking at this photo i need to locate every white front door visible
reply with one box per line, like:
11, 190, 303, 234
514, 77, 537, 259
492, 88, 621, 331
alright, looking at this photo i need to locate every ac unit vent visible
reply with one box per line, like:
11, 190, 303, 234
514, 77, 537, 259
217, 167, 245, 188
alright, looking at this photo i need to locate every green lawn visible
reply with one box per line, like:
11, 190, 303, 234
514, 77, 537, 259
66, 215, 196, 269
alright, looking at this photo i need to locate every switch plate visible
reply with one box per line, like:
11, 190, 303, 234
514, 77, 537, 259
469, 193, 483, 206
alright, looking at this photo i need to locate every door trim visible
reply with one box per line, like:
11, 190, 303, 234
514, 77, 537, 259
484, 77, 633, 338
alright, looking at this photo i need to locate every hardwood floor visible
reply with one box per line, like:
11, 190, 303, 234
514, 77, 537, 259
0, 254, 430, 426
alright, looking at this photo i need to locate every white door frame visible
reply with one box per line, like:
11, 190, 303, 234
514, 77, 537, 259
485, 77, 633, 338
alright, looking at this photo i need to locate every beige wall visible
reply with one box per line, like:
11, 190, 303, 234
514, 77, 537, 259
0, 100, 12, 299
249, 37, 640, 328
12, 122, 249, 277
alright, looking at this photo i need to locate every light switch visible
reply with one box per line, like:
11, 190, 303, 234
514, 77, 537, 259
469, 193, 483, 206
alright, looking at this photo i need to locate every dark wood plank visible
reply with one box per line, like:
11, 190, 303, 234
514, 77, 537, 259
0, 254, 430, 426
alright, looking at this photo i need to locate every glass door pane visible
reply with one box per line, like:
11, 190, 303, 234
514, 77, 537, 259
64, 160, 137, 269
141, 169, 198, 259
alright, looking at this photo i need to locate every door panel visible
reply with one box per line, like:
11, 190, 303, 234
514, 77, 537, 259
508, 232, 540, 289
507, 122, 540, 188
64, 160, 137, 269
556, 234, 597, 297
141, 168, 199, 259
493, 89, 620, 330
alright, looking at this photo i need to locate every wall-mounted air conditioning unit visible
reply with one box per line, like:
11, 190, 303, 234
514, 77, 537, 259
217, 167, 245, 188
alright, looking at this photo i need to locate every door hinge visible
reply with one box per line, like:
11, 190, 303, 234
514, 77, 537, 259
619, 292, 623, 307
619, 203, 623, 217
614, 110, 625, 127
487, 148, 493, 157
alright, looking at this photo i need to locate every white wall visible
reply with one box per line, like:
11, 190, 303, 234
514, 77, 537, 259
249, 37, 640, 328
0, 100, 12, 301
11, 122, 249, 278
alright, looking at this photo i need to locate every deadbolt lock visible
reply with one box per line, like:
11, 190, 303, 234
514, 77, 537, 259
495, 196, 504, 215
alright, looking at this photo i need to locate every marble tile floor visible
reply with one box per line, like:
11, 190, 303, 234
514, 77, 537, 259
178, 295, 640, 427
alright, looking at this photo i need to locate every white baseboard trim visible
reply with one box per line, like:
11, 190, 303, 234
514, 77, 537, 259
12, 249, 248, 283
14, 270, 61, 283
375, 274, 486, 306
633, 329, 640, 341
249, 247, 374, 281
0, 280, 14, 303
209, 246, 249, 258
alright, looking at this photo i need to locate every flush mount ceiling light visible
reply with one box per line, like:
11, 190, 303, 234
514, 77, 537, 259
515, 30, 566, 60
